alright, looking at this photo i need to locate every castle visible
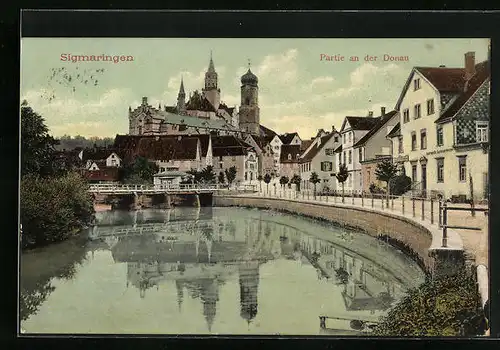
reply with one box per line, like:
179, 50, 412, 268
128, 53, 265, 137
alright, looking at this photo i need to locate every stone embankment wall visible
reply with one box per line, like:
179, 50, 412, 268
214, 195, 437, 271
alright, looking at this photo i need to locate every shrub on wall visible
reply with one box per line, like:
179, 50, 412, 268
373, 272, 486, 336
20, 172, 95, 249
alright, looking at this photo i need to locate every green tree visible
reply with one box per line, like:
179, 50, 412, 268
224, 166, 237, 187
263, 173, 272, 194
309, 172, 321, 199
120, 156, 159, 185
390, 174, 412, 196
375, 158, 399, 206
21, 100, 61, 177
200, 165, 216, 184
290, 174, 301, 192
257, 174, 263, 192
185, 168, 203, 184
279, 175, 289, 190
218, 171, 225, 185
335, 163, 349, 203
20, 172, 95, 249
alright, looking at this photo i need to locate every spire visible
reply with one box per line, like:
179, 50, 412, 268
179, 76, 185, 95
208, 51, 215, 73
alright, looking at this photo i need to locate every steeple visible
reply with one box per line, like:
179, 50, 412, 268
176, 76, 186, 114
179, 76, 185, 96
208, 50, 215, 73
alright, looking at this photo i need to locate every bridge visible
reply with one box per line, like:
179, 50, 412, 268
88, 183, 226, 194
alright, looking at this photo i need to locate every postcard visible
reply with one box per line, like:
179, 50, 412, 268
19, 34, 490, 337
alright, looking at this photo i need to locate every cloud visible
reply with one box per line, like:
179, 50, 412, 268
309, 76, 335, 88
21, 88, 134, 137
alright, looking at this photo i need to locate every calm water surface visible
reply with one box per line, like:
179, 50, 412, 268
20, 207, 425, 335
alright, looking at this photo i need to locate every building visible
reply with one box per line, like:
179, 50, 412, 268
353, 108, 399, 193
395, 51, 490, 200
128, 55, 268, 139
212, 135, 259, 184
80, 147, 123, 183
279, 144, 302, 179
299, 130, 341, 192
114, 134, 211, 172
338, 116, 381, 193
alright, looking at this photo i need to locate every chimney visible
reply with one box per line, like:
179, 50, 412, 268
368, 111, 373, 117
380, 107, 386, 116
464, 51, 476, 81
332, 125, 336, 132
142, 96, 148, 105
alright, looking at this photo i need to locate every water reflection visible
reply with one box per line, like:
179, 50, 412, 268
20, 207, 425, 334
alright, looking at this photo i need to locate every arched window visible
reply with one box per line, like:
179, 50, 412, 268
288, 154, 292, 160
245, 97, 250, 105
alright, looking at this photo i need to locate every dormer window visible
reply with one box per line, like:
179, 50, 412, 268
414, 78, 421, 91
287, 154, 292, 160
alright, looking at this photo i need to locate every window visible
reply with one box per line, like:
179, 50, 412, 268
274, 145, 279, 150
348, 132, 352, 143
436, 126, 444, 146
160, 167, 166, 172
403, 108, 410, 123
343, 134, 346, 143
321, 162, 333, 172
458, 157, 467, 182
348, 150, 352, 164
343, 151, 346, 164
111, 154, 115, 158
325, 148, 335, 156
367, 170, 371, 181
111, 159, 117, 166
436, 158, 444, 183
414, 104, 421, 119
427, 99, 435, 115
411, 132, 417, 151
338, 153, 342, 165
219, 156, 223, 161
358, 148, 363, 162
334, 136, 339, 142
476, 122, 488, 142
348, 173, 353, 186
398, 135, 404, 154
414, 78, 421, 91
245, 172, 248, 180
420, 129, 427, 150
288, 154, 292, 160
412, 165, 417, 182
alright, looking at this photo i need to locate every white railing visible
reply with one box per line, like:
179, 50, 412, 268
89, 183, 259, 193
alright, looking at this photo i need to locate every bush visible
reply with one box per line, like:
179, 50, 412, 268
390, 175, 412, 196
373, 272, 486, 336
20, 172, 95, 249
369, 183, 385, 194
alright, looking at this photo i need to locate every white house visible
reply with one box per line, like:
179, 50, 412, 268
299, 131, 341, 192
353, 108, 400, 193
394, 51, 489, 200
338, 115, 381, 193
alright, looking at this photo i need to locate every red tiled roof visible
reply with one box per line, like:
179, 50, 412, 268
436, 60, 490, 124
353, 110, 398, 147
341, 116, 381, 131
280, 144, 301, 163
300, 139, 313, 152
300, 133, 335, 162
114, 135, 199, 161
186, 91, 216, 112
279, 132, 300, 145
415, 66, 466, 93
212, 135, 254, 157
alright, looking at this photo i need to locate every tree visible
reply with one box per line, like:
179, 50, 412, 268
218, 171, 225, 185
224, 166, 237, 187
335, 163, 349, 203
200, 165, 216, 184
279, 176, 289, 190
263, 173, 272, 194
120, 156, 159, 184
257, 174, 263, 192
21, 101, 61, 177
375, 158, 399, 206
309, 172, 321, 199
290, 174, 301, 192
186, 168, 203, 184
390, 174, 412, 196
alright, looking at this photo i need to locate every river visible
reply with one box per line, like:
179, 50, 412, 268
20, 206, 425, 335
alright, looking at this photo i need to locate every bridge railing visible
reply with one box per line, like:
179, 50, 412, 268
89, 183, 258, 192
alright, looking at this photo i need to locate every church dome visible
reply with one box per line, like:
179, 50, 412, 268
241, 69, 258, 86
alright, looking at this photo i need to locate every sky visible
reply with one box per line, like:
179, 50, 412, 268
20, 38, 489, 140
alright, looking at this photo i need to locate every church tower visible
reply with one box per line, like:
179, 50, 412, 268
239, 62, 260, 135
176, 77, 186, 115
202, 51, 221, 111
